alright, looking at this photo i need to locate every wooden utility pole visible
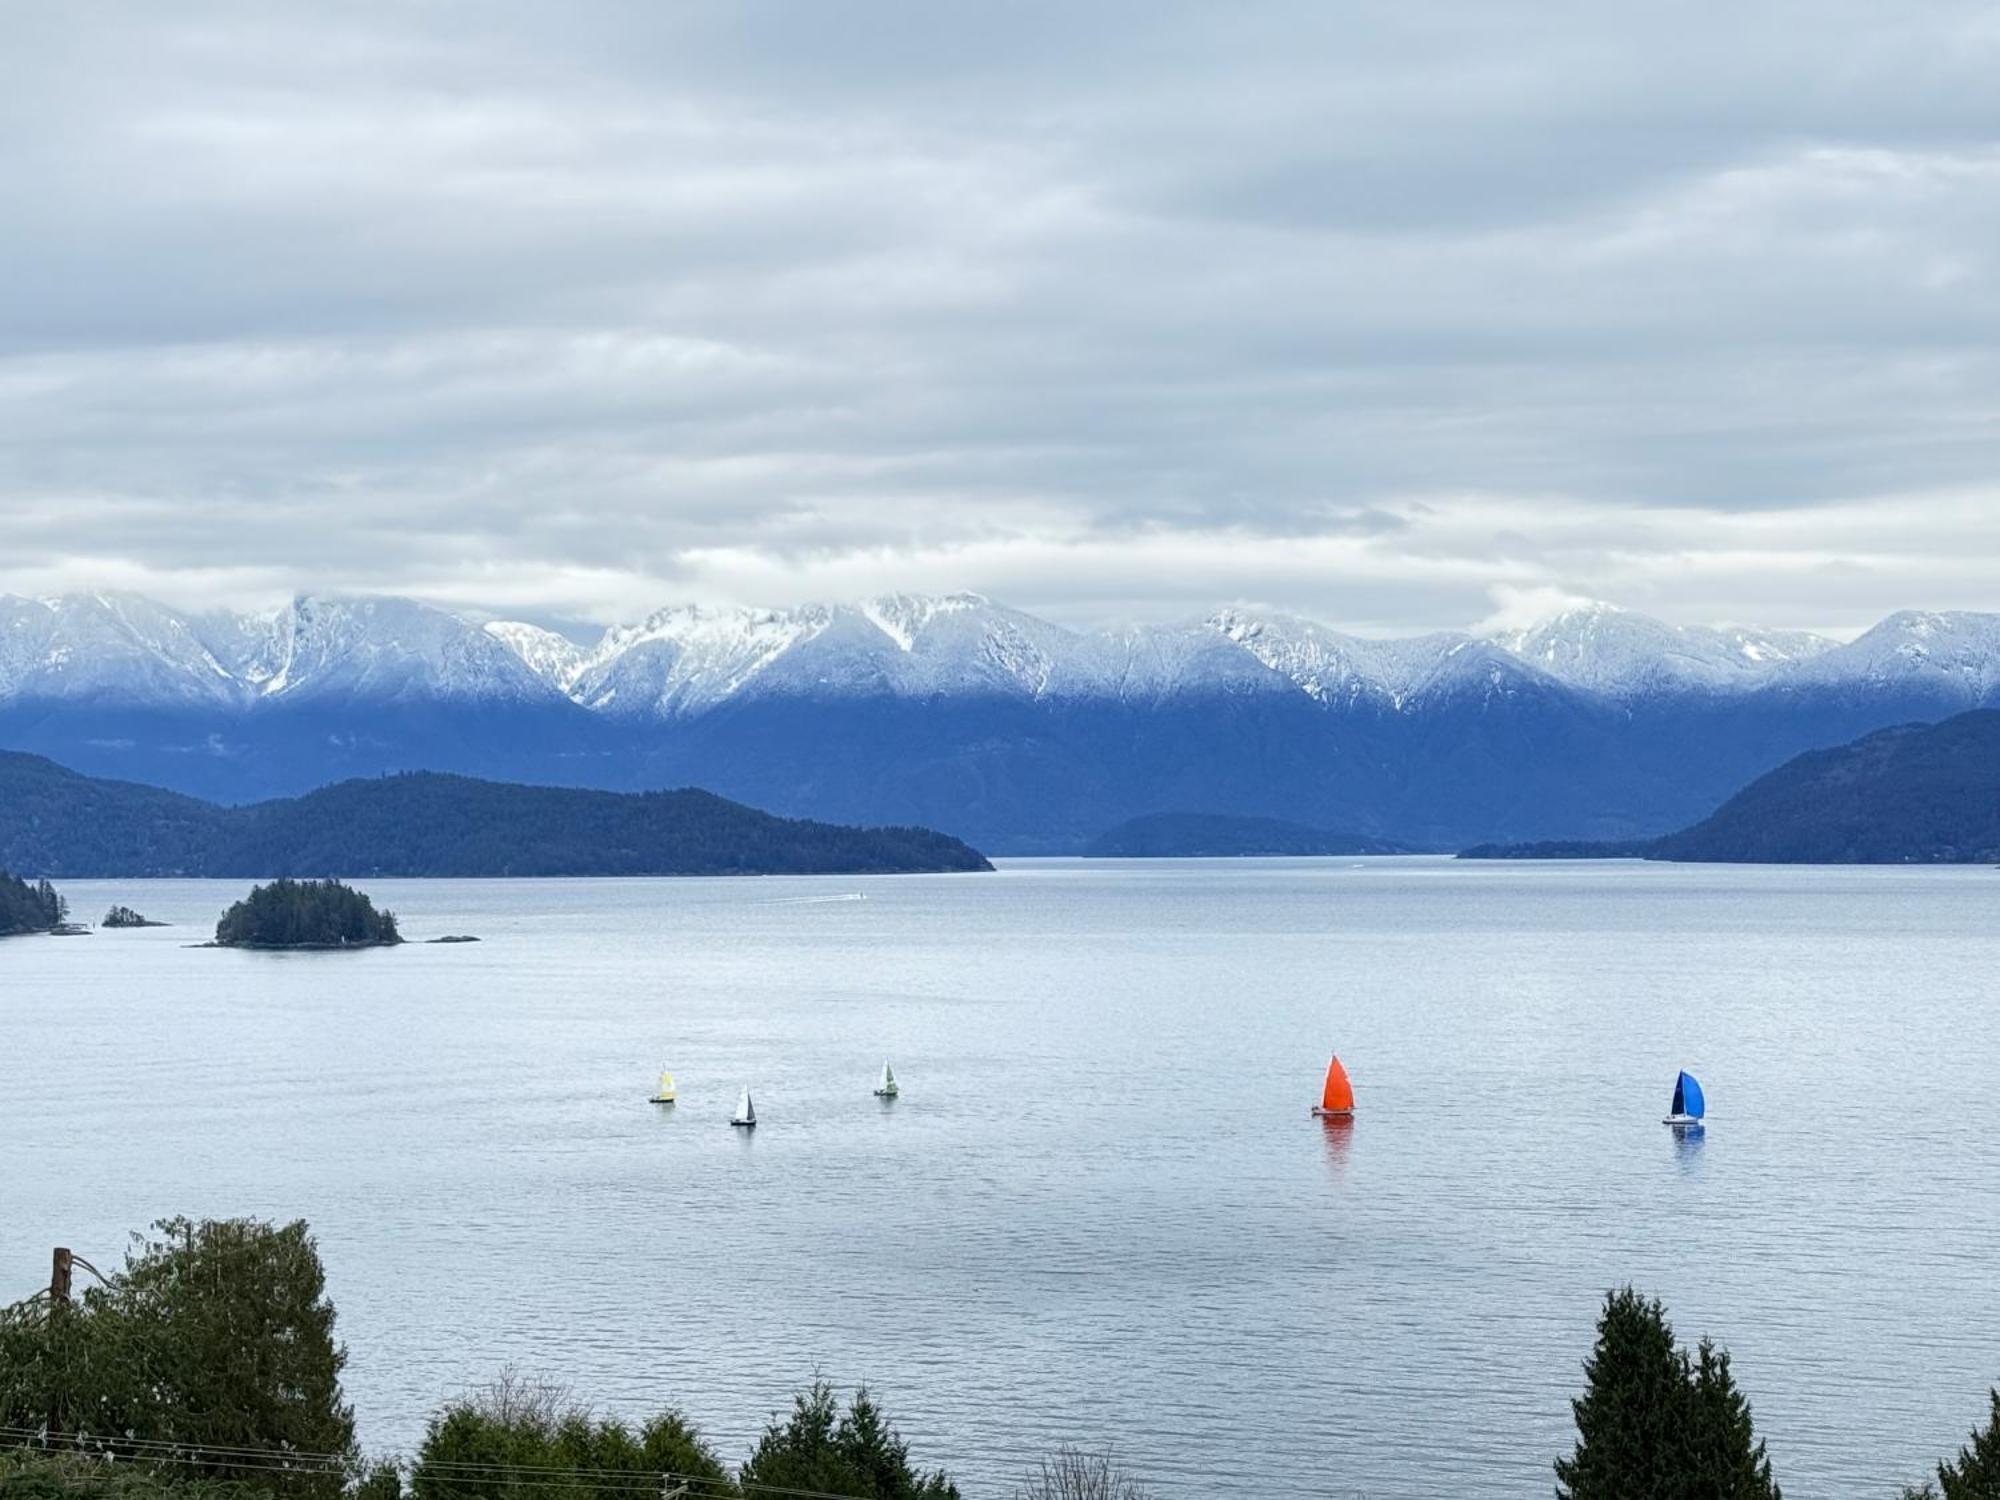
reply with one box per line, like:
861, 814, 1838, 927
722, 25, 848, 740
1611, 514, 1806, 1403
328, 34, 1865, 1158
50, 1246, 72, 1306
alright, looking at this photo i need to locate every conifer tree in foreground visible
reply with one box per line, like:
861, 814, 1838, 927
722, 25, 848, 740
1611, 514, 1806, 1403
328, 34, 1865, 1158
1686, 1339, 1780, 1498
1555, 1287, 1780, 1500
1927, 1388, 2000, 1499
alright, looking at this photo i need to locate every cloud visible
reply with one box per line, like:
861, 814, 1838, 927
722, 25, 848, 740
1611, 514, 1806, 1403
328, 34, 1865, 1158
1, 0, 1999, 636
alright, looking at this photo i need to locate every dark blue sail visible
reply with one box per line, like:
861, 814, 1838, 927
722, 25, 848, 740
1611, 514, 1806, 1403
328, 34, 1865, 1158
1671, 1070, 1705, 1119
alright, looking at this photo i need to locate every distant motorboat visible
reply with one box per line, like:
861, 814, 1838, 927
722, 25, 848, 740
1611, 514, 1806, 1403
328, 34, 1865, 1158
874, 1061, 899, 1099
1663, 1070, 1706, 1127
1310, 1054, 1355, 1117
730, 1086, 757, 1128
648, 1067, 677, 1105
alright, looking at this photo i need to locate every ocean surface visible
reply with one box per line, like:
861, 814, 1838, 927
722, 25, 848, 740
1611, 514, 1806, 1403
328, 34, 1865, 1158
4, 859, 1997, 1498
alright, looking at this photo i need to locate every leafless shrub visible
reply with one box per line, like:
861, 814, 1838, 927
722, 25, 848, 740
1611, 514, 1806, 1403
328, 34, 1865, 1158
1015, 1446, 1157, 1500
464, 1367, 588, 1432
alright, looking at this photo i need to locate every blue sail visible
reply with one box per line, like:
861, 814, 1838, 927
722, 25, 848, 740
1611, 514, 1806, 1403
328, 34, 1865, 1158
1672, 1070, 1706, 1119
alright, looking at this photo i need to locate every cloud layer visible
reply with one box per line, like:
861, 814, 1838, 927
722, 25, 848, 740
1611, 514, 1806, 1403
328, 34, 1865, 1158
3, 1, 1998, 636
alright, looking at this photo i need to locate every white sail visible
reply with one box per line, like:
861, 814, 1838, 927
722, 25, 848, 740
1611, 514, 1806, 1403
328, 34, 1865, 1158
876, 1061, 898, 1097
733, 1086, 755, 1125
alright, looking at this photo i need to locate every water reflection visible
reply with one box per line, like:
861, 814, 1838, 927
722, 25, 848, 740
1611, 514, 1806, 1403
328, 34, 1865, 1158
1320, 1113, 1355, 1175
1669, 1121, 1706, 1171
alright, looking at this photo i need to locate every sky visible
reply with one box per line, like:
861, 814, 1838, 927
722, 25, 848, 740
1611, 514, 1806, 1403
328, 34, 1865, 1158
3, 1, 1999, 638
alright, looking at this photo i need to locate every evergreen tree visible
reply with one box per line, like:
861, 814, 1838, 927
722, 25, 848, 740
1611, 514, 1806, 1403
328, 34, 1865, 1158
410, 1373, 733, 1500
1556, 1289, 1781, 1500
739, 1384, 958, 1500
1935, 1389, 2000, 1499
0, 1218, 354, 1500
213, 879, 399, 948
1685, 1339, 1780, 1499
0, 870, 68, 934
1556, 1288, 1691, 1500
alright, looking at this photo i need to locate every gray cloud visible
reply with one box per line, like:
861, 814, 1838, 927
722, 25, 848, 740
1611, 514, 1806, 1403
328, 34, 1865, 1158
2, 0, 1999, 636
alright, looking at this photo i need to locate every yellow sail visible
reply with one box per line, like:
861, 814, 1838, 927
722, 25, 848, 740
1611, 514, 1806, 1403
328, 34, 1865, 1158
650, 1070, 677, 1103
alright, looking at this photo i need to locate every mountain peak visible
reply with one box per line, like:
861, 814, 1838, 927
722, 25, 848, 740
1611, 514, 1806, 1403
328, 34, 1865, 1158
1492, 604, 1833, 698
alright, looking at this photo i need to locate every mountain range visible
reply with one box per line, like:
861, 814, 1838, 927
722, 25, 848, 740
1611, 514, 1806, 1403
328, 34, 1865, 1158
4, 590, 1999, 852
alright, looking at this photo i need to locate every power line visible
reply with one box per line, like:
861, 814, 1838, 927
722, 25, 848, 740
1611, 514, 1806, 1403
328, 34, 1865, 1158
0, 1432, 966, 1500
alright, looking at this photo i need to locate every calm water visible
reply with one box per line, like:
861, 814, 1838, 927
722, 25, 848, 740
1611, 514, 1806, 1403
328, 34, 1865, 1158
4, 860, 1998, 1498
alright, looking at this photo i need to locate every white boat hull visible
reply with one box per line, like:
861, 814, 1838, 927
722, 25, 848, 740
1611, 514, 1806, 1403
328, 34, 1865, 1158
1663, 1114, 1703, 1126
1311, 1107, 1353, 1118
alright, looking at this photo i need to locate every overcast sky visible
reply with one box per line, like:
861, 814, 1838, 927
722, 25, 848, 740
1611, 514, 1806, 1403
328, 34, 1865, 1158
3, 1, 1998, 637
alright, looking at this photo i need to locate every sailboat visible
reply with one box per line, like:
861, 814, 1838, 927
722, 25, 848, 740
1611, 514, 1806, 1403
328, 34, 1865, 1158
647, 1067, 677, 1105
1310, 1054, 1355, 1117
1663, 1070, 1706, 1127
730, 1086, 757, 1129
873, 1062, 899, 1099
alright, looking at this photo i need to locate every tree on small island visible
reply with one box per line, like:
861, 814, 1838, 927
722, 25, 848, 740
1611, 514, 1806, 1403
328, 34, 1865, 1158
103, 903, 164, 928
214, 878, 402, 949
0, 870, 67, 936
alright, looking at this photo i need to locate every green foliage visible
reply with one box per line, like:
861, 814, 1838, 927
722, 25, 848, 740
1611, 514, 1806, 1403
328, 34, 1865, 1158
0, 1218, 355, 1500
214, 880, 400, 948
100, 906, 157, 929
0, 1452, 274, 1500
1555, 1288, 1779, 1500
739, 1383, 958, 1500
1686, 1340, 1780, 1498
0, 752, 991, 878
1932, 1389, 2000, 1498
410, 1372, 732, 1500
0, 871, 66, 935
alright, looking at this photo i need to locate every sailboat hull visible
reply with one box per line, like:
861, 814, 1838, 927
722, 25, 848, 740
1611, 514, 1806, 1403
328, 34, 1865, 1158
1663, 1114, 1702, 1126
648, 1097, 676, 1105
730, 1118, 755, 1128
1310, 1106, 1353, 1117
874, 1088, 898, 1098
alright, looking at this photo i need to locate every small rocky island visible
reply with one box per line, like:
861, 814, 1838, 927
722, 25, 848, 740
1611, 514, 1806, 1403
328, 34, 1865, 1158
214, 878, 402, 949
102, 904, 167, 928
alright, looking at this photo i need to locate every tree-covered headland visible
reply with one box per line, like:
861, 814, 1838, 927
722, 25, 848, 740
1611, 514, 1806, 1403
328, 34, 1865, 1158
0, 872, 67, 936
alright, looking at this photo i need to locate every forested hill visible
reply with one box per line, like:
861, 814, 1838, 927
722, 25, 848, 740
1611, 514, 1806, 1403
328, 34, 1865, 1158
1461, 710, 2000, 863
1650, 710, 2000, 864
0, 752, 992, 877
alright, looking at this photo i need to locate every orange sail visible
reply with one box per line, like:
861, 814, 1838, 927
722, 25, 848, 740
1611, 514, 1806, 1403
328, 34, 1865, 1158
1319, 1054, 1354, 1114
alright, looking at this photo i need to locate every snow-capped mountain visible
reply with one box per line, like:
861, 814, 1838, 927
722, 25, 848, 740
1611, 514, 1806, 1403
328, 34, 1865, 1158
247, 596, 564, 705
1780, 610, 2000, 703
1210, 608, 1569, 710
482, 621, 589, 693
1492, 602, 1835, 697
5, 588, 1999, 850
502, 593, 1298, 717
0, 593, 570, 709
0, 593, 248, 706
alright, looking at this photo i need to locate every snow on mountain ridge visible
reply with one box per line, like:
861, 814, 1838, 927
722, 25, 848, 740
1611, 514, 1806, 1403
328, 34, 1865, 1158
7, 591, 2000, 718
1782, 610, 2000, 700
1491, 601, 1836, 697
483, 622, 588, 691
